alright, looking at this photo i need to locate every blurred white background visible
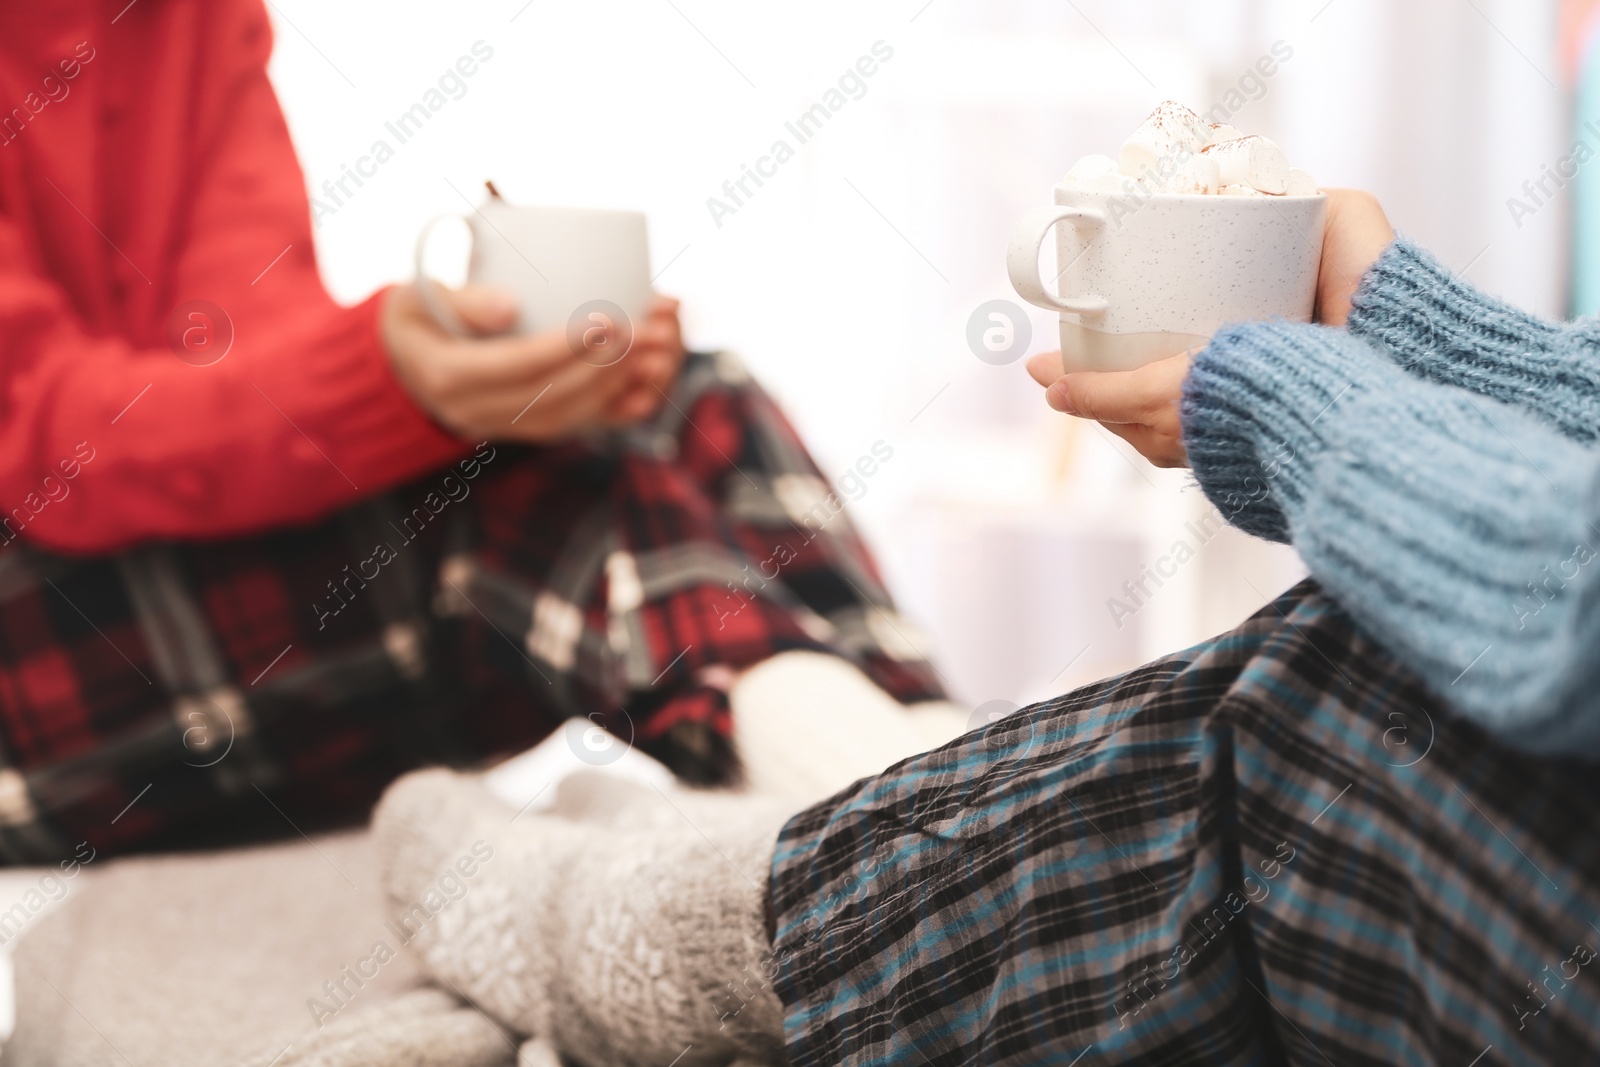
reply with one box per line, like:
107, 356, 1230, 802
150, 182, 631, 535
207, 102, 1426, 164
266, 0, 1568, 710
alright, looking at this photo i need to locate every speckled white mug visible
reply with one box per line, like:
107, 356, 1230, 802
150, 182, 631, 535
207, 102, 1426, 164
1006, 186, 1327, 373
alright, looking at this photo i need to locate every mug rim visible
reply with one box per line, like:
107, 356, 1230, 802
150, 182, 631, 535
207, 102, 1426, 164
1050, 184, 1327, 203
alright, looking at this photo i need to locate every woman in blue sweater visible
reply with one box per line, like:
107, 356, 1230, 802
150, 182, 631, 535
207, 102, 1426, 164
1033, 190, 1600, 757
363, 194, 1600, 1067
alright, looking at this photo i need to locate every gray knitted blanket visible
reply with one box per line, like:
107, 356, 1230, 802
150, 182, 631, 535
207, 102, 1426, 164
6, 832, 518, 1067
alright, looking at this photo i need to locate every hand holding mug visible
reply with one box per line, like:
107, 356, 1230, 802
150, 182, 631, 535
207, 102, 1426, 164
391, 190, 673, 441
381, 283, 685, 442
1006, 179, 1326, 375
1027, 348, 1193, 468
1025, 189, 1397, 470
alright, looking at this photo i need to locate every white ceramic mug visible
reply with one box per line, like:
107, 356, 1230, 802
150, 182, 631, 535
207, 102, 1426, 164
414, 188, 653, 348
1006, 186, 1327, 373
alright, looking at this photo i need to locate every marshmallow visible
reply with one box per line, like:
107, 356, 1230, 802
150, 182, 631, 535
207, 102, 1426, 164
1286, 167, 1320, 197
1205, 123, 1244, 146
1200, 134, 1290, 195
1166, 153, 1221, 195
1061, 154, 1127, 194
1061, 105, 1315, 201
1119, 101, 1209, 184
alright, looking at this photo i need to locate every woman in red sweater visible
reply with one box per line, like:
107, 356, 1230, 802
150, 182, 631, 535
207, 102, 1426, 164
0, 0, 942, 858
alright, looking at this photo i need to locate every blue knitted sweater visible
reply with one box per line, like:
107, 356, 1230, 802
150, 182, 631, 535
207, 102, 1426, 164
1181, 238, 1600, 757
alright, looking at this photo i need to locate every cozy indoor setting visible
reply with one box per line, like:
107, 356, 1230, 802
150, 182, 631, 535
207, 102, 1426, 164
272, 0, 1566, 705
1, 0, 1596, 1063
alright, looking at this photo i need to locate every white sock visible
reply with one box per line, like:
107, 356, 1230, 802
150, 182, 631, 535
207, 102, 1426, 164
730, 651, 970, 804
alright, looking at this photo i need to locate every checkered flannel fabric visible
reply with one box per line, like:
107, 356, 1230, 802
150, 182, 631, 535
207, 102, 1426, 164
769, 580, 1600, 1066
0, 352, 942, 862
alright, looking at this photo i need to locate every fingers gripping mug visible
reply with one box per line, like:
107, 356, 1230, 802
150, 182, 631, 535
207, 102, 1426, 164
414, 184, 653, 362
1006, 184, 1327, 373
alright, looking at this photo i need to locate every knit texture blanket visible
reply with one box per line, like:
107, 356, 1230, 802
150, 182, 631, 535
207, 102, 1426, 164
6, 832, 516, 1067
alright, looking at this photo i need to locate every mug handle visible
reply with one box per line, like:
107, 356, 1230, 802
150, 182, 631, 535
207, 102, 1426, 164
1005, 205, 1110, 317
413, 214, 471, 338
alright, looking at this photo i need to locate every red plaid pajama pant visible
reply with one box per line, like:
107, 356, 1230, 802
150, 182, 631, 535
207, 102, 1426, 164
0, 352, 943, 862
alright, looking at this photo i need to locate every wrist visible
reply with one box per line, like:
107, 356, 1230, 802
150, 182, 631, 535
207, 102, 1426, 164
377, 285, 473, 440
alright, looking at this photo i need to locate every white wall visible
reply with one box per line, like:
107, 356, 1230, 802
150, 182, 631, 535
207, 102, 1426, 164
267, 0, 1568, 708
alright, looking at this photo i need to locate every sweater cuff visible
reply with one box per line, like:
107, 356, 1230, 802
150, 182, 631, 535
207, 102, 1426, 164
302, 289, 468, 491
1180, 323, 1393, 543
1346, 237, 1560, 368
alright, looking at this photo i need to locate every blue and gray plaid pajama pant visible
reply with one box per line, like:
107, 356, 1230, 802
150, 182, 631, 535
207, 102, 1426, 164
768, 581, 1600, 1066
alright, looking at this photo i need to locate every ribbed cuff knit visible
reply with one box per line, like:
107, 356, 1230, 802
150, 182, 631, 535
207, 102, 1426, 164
1180, 322, 1386, 544
1348, 238, 1600, 443
1182, 319, 1600, 757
